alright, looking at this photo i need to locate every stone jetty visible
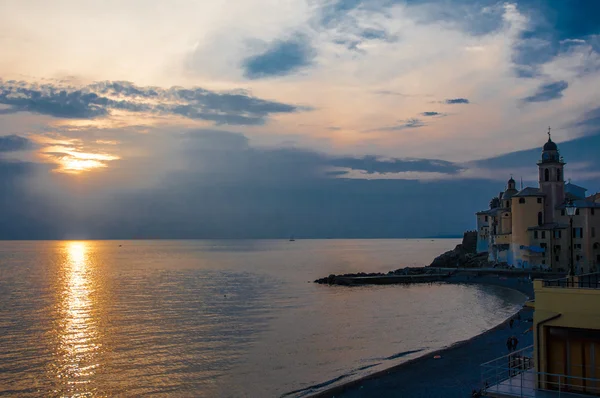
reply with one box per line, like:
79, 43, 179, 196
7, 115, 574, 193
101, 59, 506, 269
314, 231, 565, 286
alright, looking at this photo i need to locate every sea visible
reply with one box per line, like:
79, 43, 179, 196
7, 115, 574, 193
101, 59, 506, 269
0, 239, 525, 397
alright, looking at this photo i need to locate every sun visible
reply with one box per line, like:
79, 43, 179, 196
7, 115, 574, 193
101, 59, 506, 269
59, 158, 108, 173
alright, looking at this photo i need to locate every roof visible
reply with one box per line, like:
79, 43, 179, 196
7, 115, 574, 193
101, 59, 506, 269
514, 187, 545, 197
487, 208, 508, 216
557, 199, 600, 209
528, 223, 568, 231
501, 188, 518, 200
476, 209, 492, 215
565, 182, 587, 191
543, 137, 558, 151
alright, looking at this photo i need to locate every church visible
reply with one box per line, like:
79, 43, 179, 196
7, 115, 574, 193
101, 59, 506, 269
475, 131, 600, 273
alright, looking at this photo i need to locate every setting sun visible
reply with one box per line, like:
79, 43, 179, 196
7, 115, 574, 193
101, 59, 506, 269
35, 142, 120, 174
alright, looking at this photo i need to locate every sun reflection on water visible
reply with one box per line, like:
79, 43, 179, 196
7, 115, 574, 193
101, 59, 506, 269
55, 241, 101, 396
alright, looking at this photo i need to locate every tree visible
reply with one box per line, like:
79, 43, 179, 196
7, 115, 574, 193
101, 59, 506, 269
489, 197, 500, 209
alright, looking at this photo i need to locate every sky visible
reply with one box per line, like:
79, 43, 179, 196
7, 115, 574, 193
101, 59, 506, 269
1, 0, 600, 239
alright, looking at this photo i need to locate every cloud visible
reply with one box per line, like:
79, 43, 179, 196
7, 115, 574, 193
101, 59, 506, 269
445, 98, 470, 104
522, 80, 568, 103
2, 127, 600, 239
0, 79, 305, 125
359, 27, 396, 42
573, 106, 600, 134
421, 111, 443, 117
371, 118, 425, 132
329, 155, 463, 175
242, 35, 316, 79
510, 1, 600, 78
0, 134, 33, 152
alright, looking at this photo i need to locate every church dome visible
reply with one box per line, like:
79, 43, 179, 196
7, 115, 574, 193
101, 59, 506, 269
543, 138, 557, 151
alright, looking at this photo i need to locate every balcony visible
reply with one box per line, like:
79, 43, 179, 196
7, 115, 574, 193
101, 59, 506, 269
481, 345, 600, 397
542, 273, 600, 289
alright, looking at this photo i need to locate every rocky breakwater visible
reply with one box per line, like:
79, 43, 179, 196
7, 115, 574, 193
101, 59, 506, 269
428, 230, 490, 268
314, 267, 450, 286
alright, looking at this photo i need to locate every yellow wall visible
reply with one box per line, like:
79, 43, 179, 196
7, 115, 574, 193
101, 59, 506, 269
495, 234, 511, 244
511, 196, 544, 266
533, 279, 600, 385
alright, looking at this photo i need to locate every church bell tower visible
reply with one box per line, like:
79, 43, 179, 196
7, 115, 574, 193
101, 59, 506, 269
537, 127, 565, 223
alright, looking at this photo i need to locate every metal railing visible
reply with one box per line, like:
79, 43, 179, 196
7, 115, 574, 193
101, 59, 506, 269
480, 345, 600, 397
542, 272, 600, 289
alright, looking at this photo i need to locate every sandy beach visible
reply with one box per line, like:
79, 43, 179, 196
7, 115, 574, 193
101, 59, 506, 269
310, 275, 535, 398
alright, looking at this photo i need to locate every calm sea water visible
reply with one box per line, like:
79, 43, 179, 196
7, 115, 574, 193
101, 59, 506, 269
0, 239, 525, 397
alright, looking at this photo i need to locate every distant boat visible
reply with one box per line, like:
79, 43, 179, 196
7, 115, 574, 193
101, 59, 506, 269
289, 236, 295, 242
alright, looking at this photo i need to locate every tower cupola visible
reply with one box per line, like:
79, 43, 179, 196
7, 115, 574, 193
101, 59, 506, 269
540, 127, 560, 164
537, 127, 566, 223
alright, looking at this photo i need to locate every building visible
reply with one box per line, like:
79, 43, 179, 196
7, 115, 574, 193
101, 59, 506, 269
481, 273, 600, 397
476, 132, 600, 273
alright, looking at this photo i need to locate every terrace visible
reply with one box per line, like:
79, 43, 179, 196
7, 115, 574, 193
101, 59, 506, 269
481, 345, 600, 397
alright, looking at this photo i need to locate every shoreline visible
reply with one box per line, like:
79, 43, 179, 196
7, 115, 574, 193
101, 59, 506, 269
307, 276, 533, 398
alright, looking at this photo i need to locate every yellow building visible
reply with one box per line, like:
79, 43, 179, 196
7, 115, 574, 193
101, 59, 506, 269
482, 274, 600, 397
476, 132, 600, 273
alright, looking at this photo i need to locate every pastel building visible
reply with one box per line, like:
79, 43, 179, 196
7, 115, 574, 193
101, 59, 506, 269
476, 133, 600, 272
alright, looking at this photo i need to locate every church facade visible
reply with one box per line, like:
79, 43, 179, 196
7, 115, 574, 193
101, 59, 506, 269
475, 133, 600, 273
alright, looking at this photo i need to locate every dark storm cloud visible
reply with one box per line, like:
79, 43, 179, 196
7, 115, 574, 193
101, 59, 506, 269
242, 35, 316, 79
445, 98, 469, 104
522, 80, 568, 103
0, 79, 305, 125
0, 135, 33, 152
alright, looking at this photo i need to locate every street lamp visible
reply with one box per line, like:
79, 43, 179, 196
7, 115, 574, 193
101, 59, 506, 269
565, 200, 577, 276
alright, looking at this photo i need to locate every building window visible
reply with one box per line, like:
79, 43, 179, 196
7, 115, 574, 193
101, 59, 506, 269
592, 208, 595, 216
544, 168, 549, 181
561, 209, 565, 216
573, 228, 584, 238
576, 255, 581, 261
541, 231, 546, 239
484, 216, 488, 222
542, 260, 546, 264
555, 256, 560, 262
593, 227, 596, 238
554, 230, 562, 239
519, 198, 525, 204
537, 197, 542, 203
538, 212, 543, 226
534, 231, 538, 239
554, 245, 561, 251
540, 243, 547, 249
506, 201, 510, 208
557, 168, 561, 181
575, 208, 580, 216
